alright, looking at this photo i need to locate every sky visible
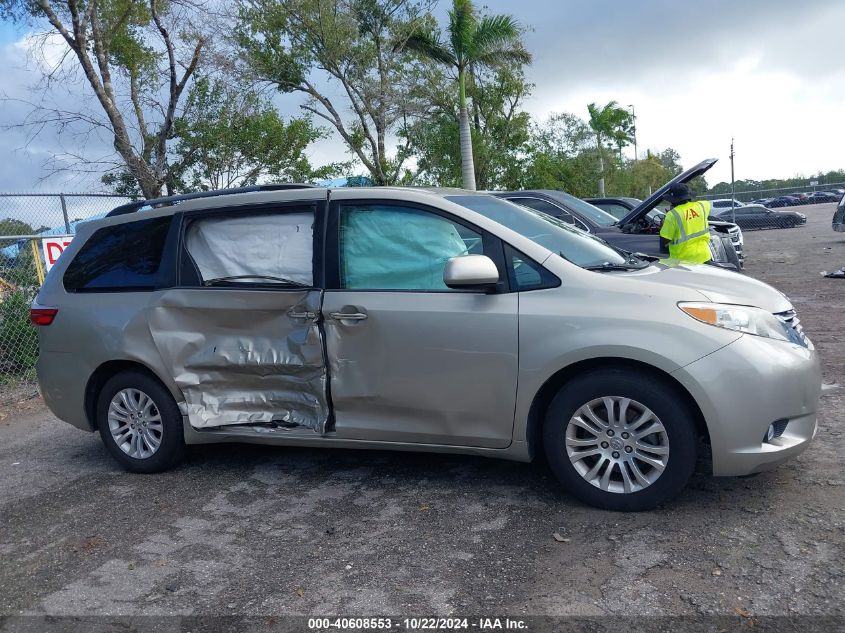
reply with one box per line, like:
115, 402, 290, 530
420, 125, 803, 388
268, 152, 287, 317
0, 0, 844, 194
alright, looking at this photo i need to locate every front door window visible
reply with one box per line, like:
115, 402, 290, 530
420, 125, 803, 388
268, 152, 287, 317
339, 204, 482, 290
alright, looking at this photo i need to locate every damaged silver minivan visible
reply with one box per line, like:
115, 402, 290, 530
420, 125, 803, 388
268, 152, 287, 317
33, 185, 821, 511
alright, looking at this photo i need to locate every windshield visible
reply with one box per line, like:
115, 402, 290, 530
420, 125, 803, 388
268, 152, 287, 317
446, 195, 628, 267
548, 192, 618, 227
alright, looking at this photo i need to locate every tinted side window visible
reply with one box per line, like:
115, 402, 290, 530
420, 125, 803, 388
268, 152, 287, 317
64, 216, 171, 291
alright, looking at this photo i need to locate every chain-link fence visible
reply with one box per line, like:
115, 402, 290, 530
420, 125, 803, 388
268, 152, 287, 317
701, 183, 844, 231
1, 193, 131, 406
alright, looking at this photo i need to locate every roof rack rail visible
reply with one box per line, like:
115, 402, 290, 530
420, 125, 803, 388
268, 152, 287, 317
105, 183, 318, 217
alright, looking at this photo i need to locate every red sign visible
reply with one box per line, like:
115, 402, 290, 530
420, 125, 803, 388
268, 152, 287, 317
41, 237, 73, 272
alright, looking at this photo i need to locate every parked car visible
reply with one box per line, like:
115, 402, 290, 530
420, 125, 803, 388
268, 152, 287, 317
767, 196, 802, 208
833, 193, 845, 232
712, 205, 806, 230
804, 191, 841, 204
588, 196, 744, 267
585, 196, 666, 226
496, 159, 742, 270
709, 199, 745, 210
33, 184, 821, 512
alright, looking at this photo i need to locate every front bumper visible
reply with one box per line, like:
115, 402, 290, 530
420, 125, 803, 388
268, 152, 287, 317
672, 334, 821, 476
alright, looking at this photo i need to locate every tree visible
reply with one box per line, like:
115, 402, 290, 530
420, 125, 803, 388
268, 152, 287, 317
623, 155, 672, 199
520, 112, 699, 200
401, 0, 530, 190
0, 219, 35, 237
654, 148, 683, 177
586, 101, 634, 195
102, 77, 344, 193
238, 0, 432, 186
406, 64, 531, 189
0, 220, 39, 375
0, 290, 40, 375
647, 149, 708, 194
1, 0, 209, 198
520, 112, 599, 196
174, 78, 343, 190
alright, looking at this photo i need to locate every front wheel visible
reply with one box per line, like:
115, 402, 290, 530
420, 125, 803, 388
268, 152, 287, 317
543, 369, 698, 511
96, 370, 186, 473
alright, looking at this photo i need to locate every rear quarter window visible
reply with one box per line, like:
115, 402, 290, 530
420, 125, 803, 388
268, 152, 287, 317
63, 216, 172, 291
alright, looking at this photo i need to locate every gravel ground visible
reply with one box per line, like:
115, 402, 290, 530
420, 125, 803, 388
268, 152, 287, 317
0, 202, 842, 628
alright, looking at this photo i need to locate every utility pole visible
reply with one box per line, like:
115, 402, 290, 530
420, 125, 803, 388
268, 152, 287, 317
730, 138, 736, 223
628, 104, 638, 161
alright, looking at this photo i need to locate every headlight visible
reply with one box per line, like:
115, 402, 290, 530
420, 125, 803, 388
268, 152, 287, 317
678, 302, 803, 345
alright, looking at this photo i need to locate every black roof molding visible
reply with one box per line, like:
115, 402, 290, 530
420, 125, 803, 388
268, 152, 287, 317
105, 183, 318, 217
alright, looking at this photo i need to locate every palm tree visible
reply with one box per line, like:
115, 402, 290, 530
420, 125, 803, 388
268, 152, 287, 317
587, 101, 634, 195
402, 0, 531, 190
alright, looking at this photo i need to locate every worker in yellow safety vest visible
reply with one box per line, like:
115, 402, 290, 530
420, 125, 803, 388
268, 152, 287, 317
659, 183, 712, 264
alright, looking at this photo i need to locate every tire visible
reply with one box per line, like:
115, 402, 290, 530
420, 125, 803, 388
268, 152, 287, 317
96, 370, 185, 473
543, 368, 698, 512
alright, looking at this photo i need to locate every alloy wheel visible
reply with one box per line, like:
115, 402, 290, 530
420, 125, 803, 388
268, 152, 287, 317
565, 396, 670, 494
107, 388, 163, 459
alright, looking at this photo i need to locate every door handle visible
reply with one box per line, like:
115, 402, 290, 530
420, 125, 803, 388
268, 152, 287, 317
329, 312, 368, 321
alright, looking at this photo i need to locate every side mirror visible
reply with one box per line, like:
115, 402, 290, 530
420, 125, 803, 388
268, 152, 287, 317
443, 255, 500, 290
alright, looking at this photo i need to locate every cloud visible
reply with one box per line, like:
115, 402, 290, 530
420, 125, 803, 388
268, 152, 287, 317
14, 30, 71, 74
491, 0, 845, 86
477, 0, 845, 184
0, 34, 118, 195
1, 0, 844, 195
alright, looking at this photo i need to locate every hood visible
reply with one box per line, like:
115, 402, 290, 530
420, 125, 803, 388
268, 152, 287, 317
618, 158, 718, 226
707, 219, 735, 228
625, 263, 792, 313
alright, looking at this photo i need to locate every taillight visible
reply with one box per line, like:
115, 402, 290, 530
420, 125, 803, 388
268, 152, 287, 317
30, 306, 58, 326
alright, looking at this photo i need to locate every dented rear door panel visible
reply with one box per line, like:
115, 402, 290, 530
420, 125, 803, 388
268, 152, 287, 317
147, 197, 331, 432
147, 288, 329, 431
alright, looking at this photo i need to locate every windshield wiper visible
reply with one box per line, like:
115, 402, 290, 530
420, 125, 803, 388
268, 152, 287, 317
584, 262, 649, 272
203, 275, 310, 287
632, 251, 659, 262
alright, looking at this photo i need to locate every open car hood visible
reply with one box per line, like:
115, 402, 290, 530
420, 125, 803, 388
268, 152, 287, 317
618, 158, 718, 226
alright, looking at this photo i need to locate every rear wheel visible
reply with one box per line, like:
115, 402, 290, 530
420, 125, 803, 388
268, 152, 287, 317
543, 369, 698, 511
96, 370, 185, 473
